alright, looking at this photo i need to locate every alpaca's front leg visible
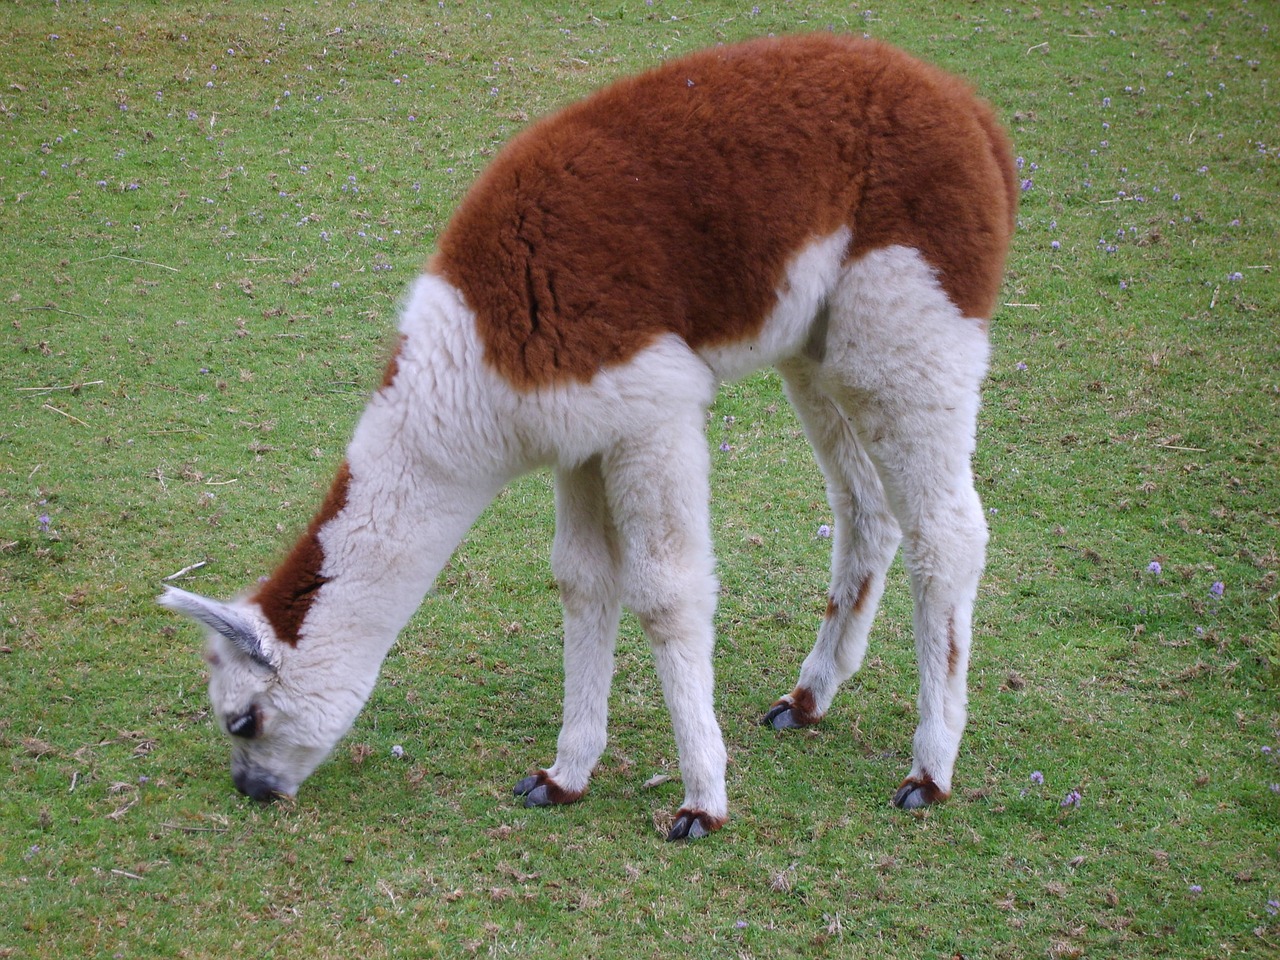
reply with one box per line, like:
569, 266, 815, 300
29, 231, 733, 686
641, 604, 726, 839
603, 423, 727, 840
516, 458, 622, 808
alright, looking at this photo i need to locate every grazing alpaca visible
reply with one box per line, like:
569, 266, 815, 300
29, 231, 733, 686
161, 33, 1016, 840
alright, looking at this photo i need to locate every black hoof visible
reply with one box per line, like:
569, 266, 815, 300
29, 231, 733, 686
666, 808, 723, 841
892, 775, 948, 810
513, 771, 583, 807
667, 814, 710, 841
892, 783, 929, 810
761, 702, 802, 730
513, 775, 550, 807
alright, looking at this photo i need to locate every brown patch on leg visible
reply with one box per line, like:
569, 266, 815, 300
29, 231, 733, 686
851, 573, 874, 614
947, 613, 960, 677
788, 686, 821, 724
892, 773, 951, 809
825, 596, 838, 619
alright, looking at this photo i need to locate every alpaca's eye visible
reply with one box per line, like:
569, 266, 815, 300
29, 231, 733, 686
227, 705, 261, 739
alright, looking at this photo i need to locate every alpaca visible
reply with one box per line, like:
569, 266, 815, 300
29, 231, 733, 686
160, 33, 1017, 840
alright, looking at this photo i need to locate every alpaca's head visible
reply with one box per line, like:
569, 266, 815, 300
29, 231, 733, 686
160, 586, 362, 800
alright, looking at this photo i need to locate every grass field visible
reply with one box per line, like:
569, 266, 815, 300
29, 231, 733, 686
2, 1, 1277, 957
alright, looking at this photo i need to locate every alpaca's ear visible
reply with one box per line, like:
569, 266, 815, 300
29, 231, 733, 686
159, 586, 279, 672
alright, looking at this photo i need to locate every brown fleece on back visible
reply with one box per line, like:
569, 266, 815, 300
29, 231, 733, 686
432, 34, 1016, 390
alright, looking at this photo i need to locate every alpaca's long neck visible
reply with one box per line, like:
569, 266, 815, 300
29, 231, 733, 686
299, 457, 501, 672
252, 274, 515, 676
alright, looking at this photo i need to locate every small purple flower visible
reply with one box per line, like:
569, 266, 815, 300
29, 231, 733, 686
1209, 581, 1224, 598
1050, 240, 1061, 250
1030, 770, 1044, 785
1015, 362, 1028, 371
1020, 178, 1033, 192
817, 524, 831, 539
1189, 884, 1202, 894
1227, 272, 1243, 282
1147, 561, 1162, 575
38, 514, 52, 533
1267, 899, 1279, 916
719, 441, 732, 453
1060, 789, 1082, 808
735, 920, 749, 929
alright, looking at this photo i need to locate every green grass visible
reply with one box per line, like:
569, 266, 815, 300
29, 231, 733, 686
2, 1, 1277, 957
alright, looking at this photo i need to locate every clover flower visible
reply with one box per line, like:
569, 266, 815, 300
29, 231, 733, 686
1060, 789, 1082, 808
1209, 581, 1224, 598
1147, 561, 1162, 575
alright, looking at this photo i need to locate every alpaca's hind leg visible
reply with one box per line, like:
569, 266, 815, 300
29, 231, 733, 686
822, 246, 991, 808
764, 358, 901, 730
516, 456, 622, 807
